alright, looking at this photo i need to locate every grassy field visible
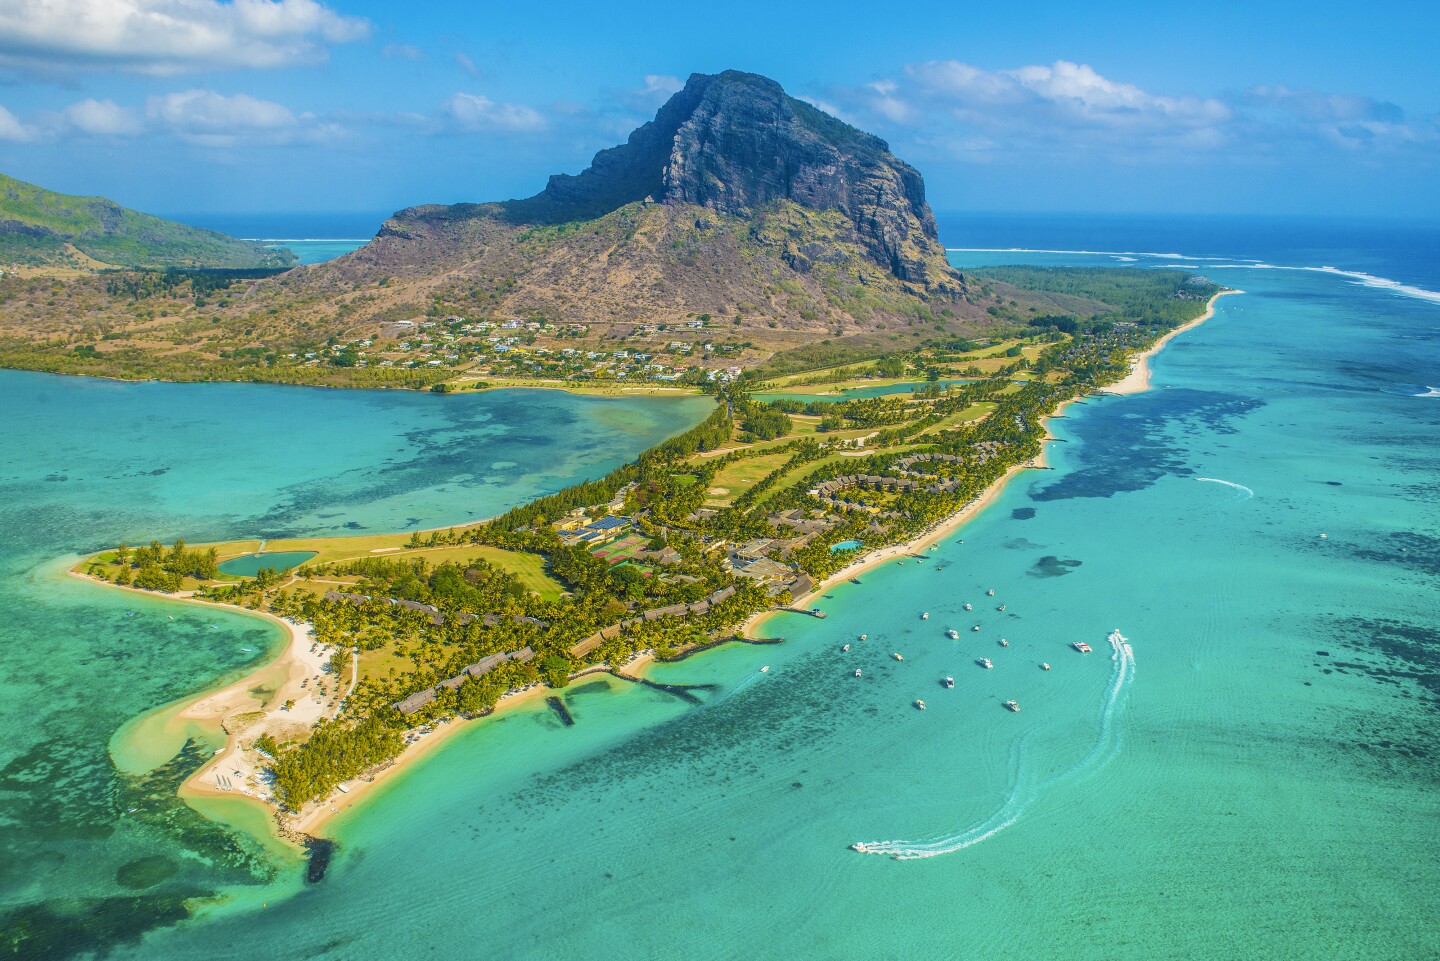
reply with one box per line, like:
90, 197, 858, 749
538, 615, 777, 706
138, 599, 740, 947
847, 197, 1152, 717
704, 451, 795, 506
80, 530, 567, 601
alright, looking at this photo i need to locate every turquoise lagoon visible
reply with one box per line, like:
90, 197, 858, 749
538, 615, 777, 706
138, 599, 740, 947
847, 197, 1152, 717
216, 551, 317, 577
0, 374, 708, 958
9, 231, 1440, 959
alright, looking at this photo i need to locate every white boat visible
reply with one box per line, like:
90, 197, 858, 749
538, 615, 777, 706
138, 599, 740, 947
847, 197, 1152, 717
921, 612, 929, 620
964, 603, 973, 611
760, 666, 769, 673
943, 676, 955, 688
851, 842, 870, 852
336, 783, 351, 794
915, 699, 926, 710
986, 589, 996, 596
979, 658, 992, 669
999, 639, 1009, 647
1108, 629, 1128, 645
946, 629, 959, 639
859, 634, 868, 641
842, 644, 850, 652
1073, 641, 1092, 653
854, 668, 863, 678
893, 653, 904, 661
972, 625, 981, 632
1042, 662, 1051, 671
997, 604, 1006, 612
1004, 700, 1020, 712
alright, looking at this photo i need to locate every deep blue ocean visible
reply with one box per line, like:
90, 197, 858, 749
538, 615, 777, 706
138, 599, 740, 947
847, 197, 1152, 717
5, 213, 1437, 960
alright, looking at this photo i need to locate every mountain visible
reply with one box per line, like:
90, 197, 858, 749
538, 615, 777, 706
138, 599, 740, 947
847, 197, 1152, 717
289, 70, 979, 347
0, 173, 294, 269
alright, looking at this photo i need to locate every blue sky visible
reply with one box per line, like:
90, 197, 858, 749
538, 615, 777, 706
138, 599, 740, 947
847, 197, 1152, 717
0, 0, 1435, 225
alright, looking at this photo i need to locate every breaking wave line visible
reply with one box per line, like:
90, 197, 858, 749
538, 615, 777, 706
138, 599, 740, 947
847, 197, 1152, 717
851, 632, 1135, 861
1195, 477, 1254, 498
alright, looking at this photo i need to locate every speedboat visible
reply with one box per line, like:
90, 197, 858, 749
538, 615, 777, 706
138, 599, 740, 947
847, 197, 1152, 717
842, 643, 850, 652
1042, 662, 1051, 671
999, 639, 1009, 647
986, 589, 996, 596
915, 700, 926, 710
943, 676, 955, 688
946, 629, 959, 640
760, 666, 769, 673
964, 603, 973, 611
979, 658, 992, 669
859, 634, 868, 641
972, 625, 981, 632
921, 612, 929, 620
1108, 629, 1128, 645
1073, 641, 1092, 653
1004, 700, 1020, 712
997, 604, 1006, 612
850, 842, 870, 852
854, 668, 863, 678
893, 653, 904, 661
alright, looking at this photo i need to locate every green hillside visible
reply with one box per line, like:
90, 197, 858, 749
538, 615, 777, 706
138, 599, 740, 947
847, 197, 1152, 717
0, 174, 295, 269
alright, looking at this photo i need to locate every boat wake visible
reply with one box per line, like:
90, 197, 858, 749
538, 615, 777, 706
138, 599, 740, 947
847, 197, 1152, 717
851, 632, 1136, 860
1195, 477, 1254, 498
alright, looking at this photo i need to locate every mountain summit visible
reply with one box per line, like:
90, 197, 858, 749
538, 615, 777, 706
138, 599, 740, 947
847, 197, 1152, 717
302, 70, 981, 356
502, 70, 948, 288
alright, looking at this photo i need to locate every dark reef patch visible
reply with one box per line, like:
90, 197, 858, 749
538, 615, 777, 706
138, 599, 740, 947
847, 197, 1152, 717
1011, 507, 1037, 520
1029, 555, 1083, 578
1033, 389, 1263, 502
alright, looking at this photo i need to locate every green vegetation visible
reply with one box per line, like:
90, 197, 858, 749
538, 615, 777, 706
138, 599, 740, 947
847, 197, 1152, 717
0, 173, 295, 269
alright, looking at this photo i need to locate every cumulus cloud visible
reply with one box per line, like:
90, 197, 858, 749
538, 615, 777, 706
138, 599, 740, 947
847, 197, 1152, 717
0, 103, 34, 141
64, 98, 143, 135
0, 0, 370, 75
445, 92, 546, 133
145, 88, 340, 145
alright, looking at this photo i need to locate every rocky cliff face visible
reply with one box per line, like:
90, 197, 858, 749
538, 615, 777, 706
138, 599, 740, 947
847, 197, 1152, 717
397, 70, 955, 292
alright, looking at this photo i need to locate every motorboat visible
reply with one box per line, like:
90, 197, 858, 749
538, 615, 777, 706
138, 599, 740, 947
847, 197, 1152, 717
760, 666, 769, 673
859, 634, 868, 641
1042, 662, 1051, 671
946, 629, 960, 640
915, 700, 926, 710
997, 604, 1006, 612
979, 658, 992, 669
854, 668, 863, 678
893, 653, 904, 661
986, 589, 996, 596
842, 644, 850, 652
943, 676, 955, 688
1004, 700, 1020, 712
972, 625, 981, 632
1073, 641, 1092, 653
999, 639, 1009, 647
964, 603, 973, 611
921, 612, 929, 620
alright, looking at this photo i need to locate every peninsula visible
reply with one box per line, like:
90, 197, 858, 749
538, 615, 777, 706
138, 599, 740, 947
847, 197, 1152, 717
76, 271, 1228, 845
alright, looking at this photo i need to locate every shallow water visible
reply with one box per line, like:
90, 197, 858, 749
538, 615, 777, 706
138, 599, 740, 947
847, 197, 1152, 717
0, 373, 708, 958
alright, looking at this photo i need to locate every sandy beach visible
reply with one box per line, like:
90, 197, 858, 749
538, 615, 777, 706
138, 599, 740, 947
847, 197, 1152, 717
1106, 289, 1241, 395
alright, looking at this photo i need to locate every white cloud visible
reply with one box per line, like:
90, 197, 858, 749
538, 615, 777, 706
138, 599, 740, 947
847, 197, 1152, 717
64, 98, 143, 135
455, 52, 479, 76
0, 0, 370, 75
639, 74, 681, 100
445, 92, 546, 133
0, 103, 34, 141
145, 88, 342, 146
381, 42, 425, 62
